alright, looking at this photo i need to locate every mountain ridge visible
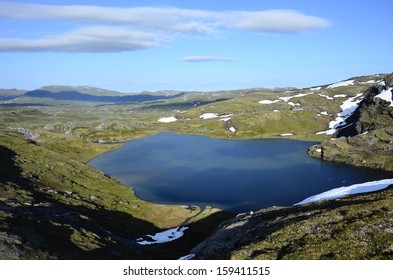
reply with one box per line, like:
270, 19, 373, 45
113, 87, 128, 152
23, 89, 187, 104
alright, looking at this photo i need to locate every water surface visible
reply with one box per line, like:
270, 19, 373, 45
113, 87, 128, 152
89, 133, 393, 213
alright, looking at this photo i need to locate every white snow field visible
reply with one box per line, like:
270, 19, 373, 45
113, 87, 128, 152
295, 178, 393, 205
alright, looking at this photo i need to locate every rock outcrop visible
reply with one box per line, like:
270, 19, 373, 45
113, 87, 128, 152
309, 73, 393, 171
335, 84, 391, 137
190, 186, 393, 259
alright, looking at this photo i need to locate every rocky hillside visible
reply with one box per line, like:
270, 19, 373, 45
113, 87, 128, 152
190, 185, 393, 259
308, 74, 393, 170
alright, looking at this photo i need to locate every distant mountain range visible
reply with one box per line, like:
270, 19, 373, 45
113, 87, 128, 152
0, 86, 186, 104
0, 74, 387, 105
23, 89, 187, 103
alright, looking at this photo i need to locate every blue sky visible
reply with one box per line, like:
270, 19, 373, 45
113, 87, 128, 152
0, 0, 392, 92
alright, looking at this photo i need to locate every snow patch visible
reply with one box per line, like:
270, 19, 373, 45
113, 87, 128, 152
157, 116, 177, 123
259, 93, 310, 106
317, 93, 363, 135
327, 80, 355, 88
295, 178, 393, 205
360, 80, 375, 84
199, 113, 219, 119
279, 93, 310, 102
219, 114, 233, 122
228, 127, 236, 132
320, 111, 328, 116
318, 93, 334, 100
375, 87, 393, 107
280, 133, 293, 136
259, 99, 281, 104
310, 87, 321, 91
136, 226, 188, 245
178, 254, 195, 260
333, 94, 347, 98
340, 93, 363, 116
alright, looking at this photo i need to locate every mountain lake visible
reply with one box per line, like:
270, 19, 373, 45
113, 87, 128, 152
89, 133, 393, 213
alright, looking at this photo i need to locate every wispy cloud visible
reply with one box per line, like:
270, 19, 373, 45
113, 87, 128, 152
0, 2, 331, 52
0, 26, 159, 52
181, 56, 236, 63
233, 10, 329, 33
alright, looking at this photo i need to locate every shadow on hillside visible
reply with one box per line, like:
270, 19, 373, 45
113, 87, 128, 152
0, 145, 157, 259
0, 144, 234, 259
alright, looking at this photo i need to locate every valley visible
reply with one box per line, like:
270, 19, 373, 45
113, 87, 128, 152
1, 73, 392, 259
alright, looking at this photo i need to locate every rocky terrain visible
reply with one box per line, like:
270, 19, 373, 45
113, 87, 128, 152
309, 74, 393, 170
191, 185, 393, 259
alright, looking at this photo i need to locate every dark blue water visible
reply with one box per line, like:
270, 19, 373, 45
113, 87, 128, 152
89, 133, 393, 213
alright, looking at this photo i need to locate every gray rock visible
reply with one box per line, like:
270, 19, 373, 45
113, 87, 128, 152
385, 73, 393, 87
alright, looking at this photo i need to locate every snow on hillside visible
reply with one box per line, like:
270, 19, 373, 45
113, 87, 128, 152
295, 178, 393, 205
199, 113, 219, 119
179, 254, 195, 260
376, 87, 393, 107
158, 116, 177, 123
136, 226, 188, 245
317, 93, 363, 135
259, 92, 311, 105
279, 92, 311, 102
327, 80, 355, 89
259, 99, 280, 104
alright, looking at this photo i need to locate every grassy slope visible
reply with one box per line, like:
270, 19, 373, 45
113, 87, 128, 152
233, 187, 393, 259
0, 130, 231, 259
191, 186, 393, 260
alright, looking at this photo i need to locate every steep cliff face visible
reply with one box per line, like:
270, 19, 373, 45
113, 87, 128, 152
309, 73, 393, 170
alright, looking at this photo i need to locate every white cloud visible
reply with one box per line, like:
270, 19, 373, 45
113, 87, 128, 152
0, 26, 159, 52
233, 10, 330, 33
0, 2, 331, 52
0, 2, 222, 36
181, 56, 235, 63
